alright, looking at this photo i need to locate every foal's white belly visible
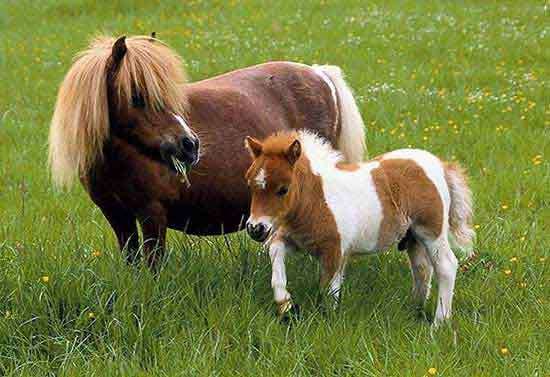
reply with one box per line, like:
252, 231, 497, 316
320, 161, 383, 255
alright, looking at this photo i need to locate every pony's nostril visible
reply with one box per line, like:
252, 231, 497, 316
181, 137, 195, 152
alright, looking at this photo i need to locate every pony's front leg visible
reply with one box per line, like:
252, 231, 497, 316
320, 248, 347, 308
268, 236, 297, 318
139, 203, 168, 272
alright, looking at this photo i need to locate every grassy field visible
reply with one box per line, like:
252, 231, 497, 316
0, 0, 549, 375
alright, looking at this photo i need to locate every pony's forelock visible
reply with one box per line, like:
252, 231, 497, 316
49, 35, 188, 188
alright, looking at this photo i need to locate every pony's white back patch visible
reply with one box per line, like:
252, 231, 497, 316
255, 168, 267, 190
312, 66, 338, 108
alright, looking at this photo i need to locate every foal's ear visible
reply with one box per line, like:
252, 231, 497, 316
285, 139, 301, 165
245, 136, 263, 158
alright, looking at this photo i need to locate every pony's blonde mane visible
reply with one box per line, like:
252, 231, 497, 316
49, 35, 188, 188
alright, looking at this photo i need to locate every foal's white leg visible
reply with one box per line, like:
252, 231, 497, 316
327, 260, 347, 306
422, 235, 458, 325
407, 240, 434, 307
320, 250, 347, 308
269, 239, 295, 315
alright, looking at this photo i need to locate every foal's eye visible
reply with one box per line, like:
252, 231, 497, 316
131, 93, 145, 108
276, 186, 289, 197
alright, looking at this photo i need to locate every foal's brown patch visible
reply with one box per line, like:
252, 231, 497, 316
336, 162, 360, 171
372, 158, 443, 249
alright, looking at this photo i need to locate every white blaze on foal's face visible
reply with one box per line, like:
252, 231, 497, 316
244, 135, 301, 241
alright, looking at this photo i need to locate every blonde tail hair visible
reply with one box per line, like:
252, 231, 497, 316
445, 162, 475, 256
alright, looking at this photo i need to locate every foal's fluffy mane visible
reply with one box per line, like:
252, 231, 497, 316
261, 130, 344, 171
298, 130, 344, 172
49, 35, 188, 188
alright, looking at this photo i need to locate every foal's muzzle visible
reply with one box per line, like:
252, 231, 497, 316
246, 220, 271, 243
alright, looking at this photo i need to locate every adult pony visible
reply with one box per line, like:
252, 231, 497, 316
49, 35, 366, 269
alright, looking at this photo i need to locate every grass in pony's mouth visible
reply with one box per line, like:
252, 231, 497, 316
171, 156, 191, 188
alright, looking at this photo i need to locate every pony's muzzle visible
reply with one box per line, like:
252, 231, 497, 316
246, 220, 270, 243
160, 136, 200, 168
179, 135, 200, 166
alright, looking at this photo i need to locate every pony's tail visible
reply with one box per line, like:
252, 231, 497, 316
444, 162, 475, 257
314, 65, 366, 163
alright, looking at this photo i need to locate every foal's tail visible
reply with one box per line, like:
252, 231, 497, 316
314, 65, 366, 163
444, 162, 475, 256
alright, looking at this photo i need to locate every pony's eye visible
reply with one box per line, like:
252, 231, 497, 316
276, 186, 289, 197
131, 93, 145, 108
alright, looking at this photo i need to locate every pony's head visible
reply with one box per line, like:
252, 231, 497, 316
49, 35, 199, 188
244, 133, 302, 242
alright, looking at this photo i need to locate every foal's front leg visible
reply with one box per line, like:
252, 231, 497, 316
268, 235, 296, 317
320, 247, 346, 307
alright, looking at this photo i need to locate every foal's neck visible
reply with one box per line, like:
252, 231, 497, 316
282, 156, 341, 250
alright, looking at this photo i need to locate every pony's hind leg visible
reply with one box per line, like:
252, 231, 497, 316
421, 235, 458, 325
407, 239, 434, 310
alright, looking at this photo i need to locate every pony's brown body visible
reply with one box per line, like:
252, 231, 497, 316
87, 62, 340, 236
50, 36, 366, 269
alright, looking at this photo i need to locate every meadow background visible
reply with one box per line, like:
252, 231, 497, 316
0, 0, 548, 375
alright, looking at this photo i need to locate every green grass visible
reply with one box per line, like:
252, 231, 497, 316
1, 0, 549, 375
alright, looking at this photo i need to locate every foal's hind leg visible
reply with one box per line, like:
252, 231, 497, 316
421, 235, 458, 325
407, 239, 433, 309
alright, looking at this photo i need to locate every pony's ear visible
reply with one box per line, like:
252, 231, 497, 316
111, 36, 127, 66
285, 139, 301, 165
245, 136, 263, 159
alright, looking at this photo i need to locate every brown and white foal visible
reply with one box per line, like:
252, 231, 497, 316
244, 130, 474, 325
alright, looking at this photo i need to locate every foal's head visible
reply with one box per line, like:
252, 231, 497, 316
244, 133, 302, 242
105, 36, 200, 174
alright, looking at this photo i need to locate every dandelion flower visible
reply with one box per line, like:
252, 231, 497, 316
88, 312, 95, 319
501, 204, 509, 210
428, 367, 437, 375
474, 224, 480, 229
504, 269, 512, 276
41, 276, 50, 283
91, 250, 102, 257
509, 257, 518, 263
500, 347, 509, 356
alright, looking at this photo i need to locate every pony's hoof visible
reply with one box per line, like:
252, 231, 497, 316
278, 302, 301, 324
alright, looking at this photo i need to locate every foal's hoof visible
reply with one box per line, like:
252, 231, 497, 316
278, 302, 301, 324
